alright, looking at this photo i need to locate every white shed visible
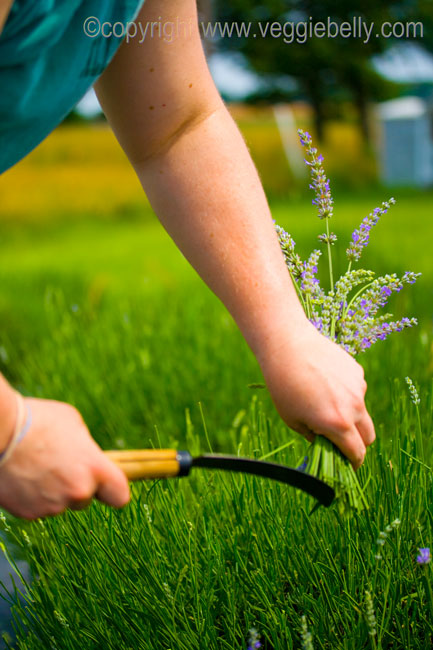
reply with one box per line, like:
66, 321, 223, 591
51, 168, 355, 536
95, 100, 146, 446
376, 96, 433, 187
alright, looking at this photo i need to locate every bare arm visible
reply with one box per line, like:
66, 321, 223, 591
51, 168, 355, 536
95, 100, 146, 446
0, 0, 13, 35
95, 7, 305, 361
95, 0, 375, 468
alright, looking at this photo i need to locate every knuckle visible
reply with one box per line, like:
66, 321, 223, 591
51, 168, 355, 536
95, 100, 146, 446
66, 475, 94, 503
329, 414, 352, 434
353, 398, 365, 414
69, 486, 93, 503
46, 500, 65, 516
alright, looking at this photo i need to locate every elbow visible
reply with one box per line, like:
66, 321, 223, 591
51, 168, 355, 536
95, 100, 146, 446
129, 101, 225, 171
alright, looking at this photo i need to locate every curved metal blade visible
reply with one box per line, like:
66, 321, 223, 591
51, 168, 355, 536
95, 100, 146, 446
192, 454, 334, 507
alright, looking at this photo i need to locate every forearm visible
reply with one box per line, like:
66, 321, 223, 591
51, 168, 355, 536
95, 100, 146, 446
0, 374, 17, 446
134, 105, 307, 362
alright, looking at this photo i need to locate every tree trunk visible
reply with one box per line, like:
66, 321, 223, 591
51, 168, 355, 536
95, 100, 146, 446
306, 80, 326, 143
353, 83, 371, 146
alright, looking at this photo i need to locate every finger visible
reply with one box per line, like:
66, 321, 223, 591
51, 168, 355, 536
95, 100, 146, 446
325, 424, 366, 471
94, 461, 131, 508
356, 409, 376, 447
290, 422, 317, 444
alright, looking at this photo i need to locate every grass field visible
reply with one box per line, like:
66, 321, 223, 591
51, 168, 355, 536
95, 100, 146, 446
0, 120, 432, 648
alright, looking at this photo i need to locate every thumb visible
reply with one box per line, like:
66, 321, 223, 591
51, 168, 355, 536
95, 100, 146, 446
94, 458, 131, 509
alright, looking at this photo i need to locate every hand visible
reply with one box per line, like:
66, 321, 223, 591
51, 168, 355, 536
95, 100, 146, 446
258, 320, 375, 470
0, 398, 130, 520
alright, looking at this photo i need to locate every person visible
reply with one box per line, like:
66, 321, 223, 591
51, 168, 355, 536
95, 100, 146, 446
0, 0, 375, 521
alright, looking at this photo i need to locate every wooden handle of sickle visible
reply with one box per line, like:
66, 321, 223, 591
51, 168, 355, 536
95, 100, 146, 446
105, 449, 181, 480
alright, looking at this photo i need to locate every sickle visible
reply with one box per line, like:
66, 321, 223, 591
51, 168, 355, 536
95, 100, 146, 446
105, 449, 334, 508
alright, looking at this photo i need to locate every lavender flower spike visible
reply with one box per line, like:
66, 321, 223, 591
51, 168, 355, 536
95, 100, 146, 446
346, 199, 396, 263
402, 271, 421, 285
298, 128, 333, 221
247, 628, 262, 650
405, 376, 420, 405
274, 223, 304, 279
318, 232, 337, 245
416, 548, 431, 564
301, 615, 314, 650
301, 250, 322, 298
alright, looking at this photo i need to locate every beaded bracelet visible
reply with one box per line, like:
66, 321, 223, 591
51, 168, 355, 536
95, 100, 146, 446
0, 392, 32, 468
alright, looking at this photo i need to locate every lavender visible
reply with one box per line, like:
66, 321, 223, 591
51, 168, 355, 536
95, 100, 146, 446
274, 222, 304, 281
347, 200, 395, 264
318, 232, 337, 245
297, 456, 308, 472
416, 548, 430, 564
274, 129, 420, 516
300, 250, 322, 298
364, 591, 377, 638
247, 628, 262, 649
405, 376, 420, 406
405, 375, 424, 461
300, 615, 314, 650
300, 130, 335, 290
300, 131, 334, 220
374, 518, 401, 560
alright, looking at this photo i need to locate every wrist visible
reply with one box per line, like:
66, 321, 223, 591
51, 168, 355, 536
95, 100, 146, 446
252, 309, 316, 372
0, 377, 18, 450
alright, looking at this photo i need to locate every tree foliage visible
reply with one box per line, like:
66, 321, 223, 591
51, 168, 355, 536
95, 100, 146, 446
210, 0, 431, 142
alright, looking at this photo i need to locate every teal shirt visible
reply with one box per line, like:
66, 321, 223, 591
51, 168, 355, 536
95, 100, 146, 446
0, 0, 145, 174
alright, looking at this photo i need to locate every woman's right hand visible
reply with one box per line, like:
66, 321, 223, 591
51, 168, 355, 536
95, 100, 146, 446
0, 397, 131, 520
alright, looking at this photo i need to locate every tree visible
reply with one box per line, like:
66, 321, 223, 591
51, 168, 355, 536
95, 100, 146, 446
209, 0, 428, 142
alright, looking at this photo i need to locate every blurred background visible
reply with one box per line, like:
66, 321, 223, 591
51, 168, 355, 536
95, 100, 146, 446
4, 2, 433, 211
1, 1, 433, 337
1, 0, 433, 644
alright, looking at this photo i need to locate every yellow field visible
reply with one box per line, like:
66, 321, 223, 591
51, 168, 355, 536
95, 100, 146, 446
0, 105, 377, 225
1, 124, 146, 224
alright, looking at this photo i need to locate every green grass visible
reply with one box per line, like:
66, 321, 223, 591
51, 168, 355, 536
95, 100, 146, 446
0, 189, 432, 648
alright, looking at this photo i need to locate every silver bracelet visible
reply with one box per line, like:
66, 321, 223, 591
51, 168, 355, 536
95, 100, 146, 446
0, 392, 32, 468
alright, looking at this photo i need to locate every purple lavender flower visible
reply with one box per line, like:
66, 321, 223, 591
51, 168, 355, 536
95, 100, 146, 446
299, 131, 311, 145
318, 232, 337, 245
274, 223, 304, 280
417, 548, 430, 564
402, 271, 421, 285
310, 310, 323, 332
275, 130, 420, 362
300, 250, 322, 298
298, 128, 333, 220
346, 199, 395, 263
297, 456, 308, 472
247, 628, 262, 650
